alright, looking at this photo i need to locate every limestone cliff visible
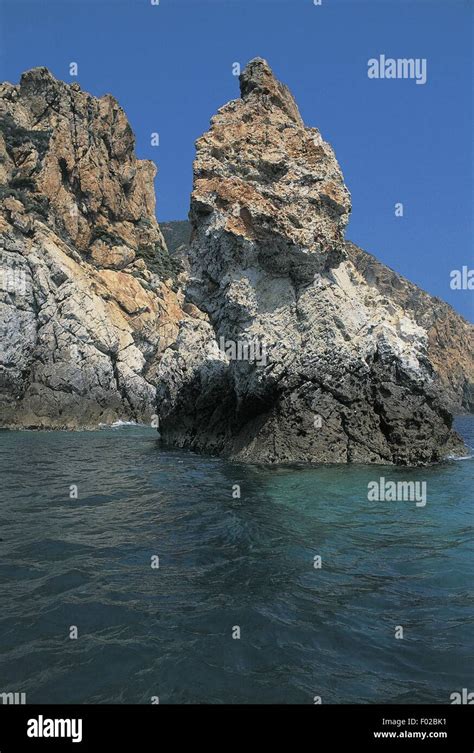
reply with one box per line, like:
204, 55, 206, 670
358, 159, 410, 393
0, 67, 184, 428
156, 58, 470, 465
163, 225, 474, 417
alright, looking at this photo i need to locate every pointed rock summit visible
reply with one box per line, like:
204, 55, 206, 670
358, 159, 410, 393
239, 57, 304, 125
191, 57, 350, 282
157, 59, 469, 464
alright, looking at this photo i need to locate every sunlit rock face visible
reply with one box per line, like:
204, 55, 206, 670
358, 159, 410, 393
0, 67, 185, 428
157, 58, 467, 465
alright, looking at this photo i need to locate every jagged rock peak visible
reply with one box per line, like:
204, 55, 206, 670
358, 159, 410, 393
191, 58, 351, 284
239, 57, 303, 125
20, 66, 57, 87
0, 66, 165, 257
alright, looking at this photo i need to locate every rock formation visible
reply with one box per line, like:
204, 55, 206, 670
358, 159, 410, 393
345, 242, 474, 416
161, 221, 192, 275
163, 223, 474, 417
0, 67, 185, 428
1, 61, 471, 462
156, 58, 470, 465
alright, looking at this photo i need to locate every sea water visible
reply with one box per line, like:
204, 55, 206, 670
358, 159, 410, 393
0, 418, 472, 704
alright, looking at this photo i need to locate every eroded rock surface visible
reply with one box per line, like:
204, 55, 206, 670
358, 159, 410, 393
345, 242, 474, 416
157, 59, 469, 464
0, 67, 184, 428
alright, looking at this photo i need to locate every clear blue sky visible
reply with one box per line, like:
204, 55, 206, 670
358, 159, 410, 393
1, 0, 472, 321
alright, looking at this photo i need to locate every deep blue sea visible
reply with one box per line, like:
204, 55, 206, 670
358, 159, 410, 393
0, 418, 472, 704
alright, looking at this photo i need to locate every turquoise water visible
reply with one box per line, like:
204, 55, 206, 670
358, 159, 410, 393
0, 418, 472, 704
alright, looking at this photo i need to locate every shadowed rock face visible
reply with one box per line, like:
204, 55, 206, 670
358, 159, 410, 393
157, 58, 469, 465
0, 67, 185, 428
163, 224, 474, 418
345, 242, 474, 416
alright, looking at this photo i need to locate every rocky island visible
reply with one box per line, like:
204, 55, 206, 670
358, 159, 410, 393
1, 60, 472, 464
